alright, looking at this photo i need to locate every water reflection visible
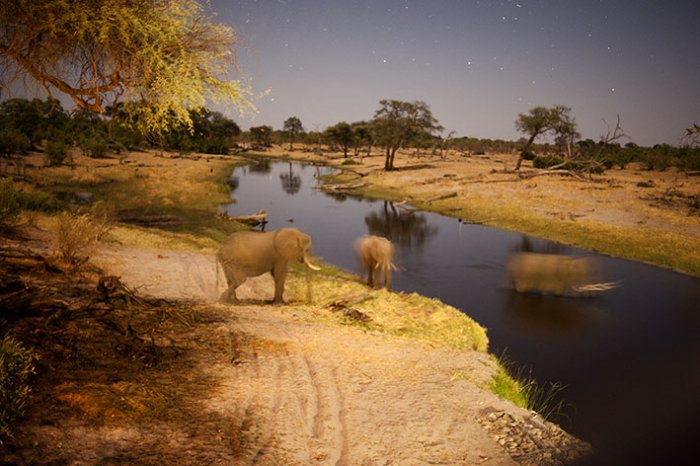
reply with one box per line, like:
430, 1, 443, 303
507, 293, 605, 337
364, 200, 438, 249
227, 176, 239, 193
279, 162, 302, 195
248, 158, 272, 173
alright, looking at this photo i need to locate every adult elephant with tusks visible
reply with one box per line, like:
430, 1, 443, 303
216, 227, 320, 304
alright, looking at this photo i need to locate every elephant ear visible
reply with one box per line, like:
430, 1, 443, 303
274, 228, 305, 261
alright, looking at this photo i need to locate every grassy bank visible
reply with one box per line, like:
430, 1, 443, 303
320, 157, 700, 278
382, 187, 699, 277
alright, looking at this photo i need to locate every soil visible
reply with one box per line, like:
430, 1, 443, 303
1, 225, 591, 465
2, 146, 697, 465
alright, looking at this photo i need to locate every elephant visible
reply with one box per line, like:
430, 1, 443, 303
354, 235, 396, 290
216, 227, 320, 304
507, 252, 598, 296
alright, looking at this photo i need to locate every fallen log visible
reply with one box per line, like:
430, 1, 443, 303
218, 210, 267, 225
426, 192, 458, 203
318, 181, 367, 192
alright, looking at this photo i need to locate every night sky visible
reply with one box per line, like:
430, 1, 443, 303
211, 0, 699, 146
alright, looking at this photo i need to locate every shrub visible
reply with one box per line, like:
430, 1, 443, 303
55, 202, 114, 264
0, 177, 21, 227
0, 127, 30, 157
533, 155, 564, 169
0, 335, 35, 444
78, 134, 109, 158
44, 140, 71, 166
521, 151, 536, 161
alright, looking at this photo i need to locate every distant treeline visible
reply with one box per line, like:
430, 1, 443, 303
1, 98, 698, 173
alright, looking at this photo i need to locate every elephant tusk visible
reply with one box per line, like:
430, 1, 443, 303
304, 256, 321, 271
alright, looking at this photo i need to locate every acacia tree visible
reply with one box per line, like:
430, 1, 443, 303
371, 100, 442, 171
0, 0, 252, 135
283, 116, 303, 150
249, 125, 273, 147
351, 121, 373, 157
514, 105, 575, 170
325, 121, 354, 158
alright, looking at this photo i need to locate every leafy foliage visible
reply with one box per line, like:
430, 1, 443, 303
283, 116, 304, 150
44, 140, 71, 166
0, 177, 21, 227
1, 0, 253, 135
249, 125, 273, 147
371, 100, 442, 171
55, 203, 114, 265
514, 105, 576, 170
0, 335, 35, 444
325, 121, 355, 157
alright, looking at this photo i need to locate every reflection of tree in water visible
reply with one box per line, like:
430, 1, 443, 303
364, 201, 438, 249
513, 235, 565, 255
227, 175, 239, 193
248, 158, 271, 173
280, 162, 302, 195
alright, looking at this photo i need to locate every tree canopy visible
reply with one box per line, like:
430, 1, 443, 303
514, 105, 576, 170
371, 100, 442, 171
0, 0, 252, 135
283, 116, 303, 150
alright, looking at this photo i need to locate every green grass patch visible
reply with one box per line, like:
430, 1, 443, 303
286, 263, 489, 352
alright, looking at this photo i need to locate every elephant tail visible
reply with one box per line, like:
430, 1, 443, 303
214, 254, 221, 295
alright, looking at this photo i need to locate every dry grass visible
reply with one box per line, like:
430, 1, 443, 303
286, 264, 489, 352
311, 149, 700, 277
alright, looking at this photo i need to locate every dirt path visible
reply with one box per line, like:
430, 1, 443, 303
74, 243, 590, 465
0, 227, 592, 465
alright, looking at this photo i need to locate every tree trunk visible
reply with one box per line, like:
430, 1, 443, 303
515, 134, 538, 171
384, 145, 392, 171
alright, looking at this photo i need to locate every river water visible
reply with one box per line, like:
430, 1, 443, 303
222, 159, 700, 464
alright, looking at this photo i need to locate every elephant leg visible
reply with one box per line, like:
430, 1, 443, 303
384, 266, 391, 290
221, 266, 246, 304
370, 267, 382, 288
367, 266, 375, 288
272, 262, 288, 304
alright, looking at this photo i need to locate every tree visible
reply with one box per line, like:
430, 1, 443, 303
0, 0, 252, 135
351, 121, 373, 157
325, 122, 355, 158
514, 105, 576, 170
371, 100, 442, 171
250, 125, 273, 147
283, 116, 304, 150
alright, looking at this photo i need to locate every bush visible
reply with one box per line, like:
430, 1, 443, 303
0, 177, 21, 227
44, 140, 71, 166
0, 335, 35, 444
55, 202, 114, 264
521, 151, 536, 161
78, 134, 109, 158
0, 127, 30, 157
533, 155, 564, 169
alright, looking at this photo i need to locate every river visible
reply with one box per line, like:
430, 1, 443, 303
221, 159, 700, 464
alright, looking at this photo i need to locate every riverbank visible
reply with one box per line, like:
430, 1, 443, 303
252, 145, 699, 277
1, 149, 593, 465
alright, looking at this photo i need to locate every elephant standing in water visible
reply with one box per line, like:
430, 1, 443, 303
507, 252, 599, 296
354, 235, 396, 290
217, 227, 320, 304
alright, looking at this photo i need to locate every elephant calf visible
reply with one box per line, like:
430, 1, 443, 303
216, 227, 320, 304
354, 235, 396, 290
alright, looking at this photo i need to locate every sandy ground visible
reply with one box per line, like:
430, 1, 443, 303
1, 228, 591, 465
